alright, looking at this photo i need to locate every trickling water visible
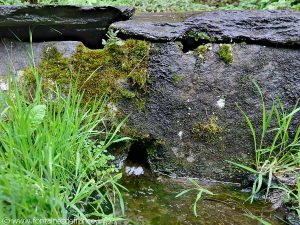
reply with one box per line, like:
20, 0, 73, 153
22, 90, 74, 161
120, 167, 285, 225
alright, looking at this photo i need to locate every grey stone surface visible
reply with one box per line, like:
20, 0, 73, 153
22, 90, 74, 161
119, 42, 300, 180
1, 39, 299, 181
0, 5, 134, 48
0, 39, 79, 76
112, 10, 300, 47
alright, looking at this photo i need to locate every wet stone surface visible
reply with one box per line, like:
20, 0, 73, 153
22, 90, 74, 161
120, 173, 285, 225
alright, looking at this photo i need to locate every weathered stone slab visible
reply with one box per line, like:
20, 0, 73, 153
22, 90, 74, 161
2, 38, 299, 181
119, 42, 300, 180
111, 10, 300, 47
0, 5, 134, 48
0, 38, 79, 76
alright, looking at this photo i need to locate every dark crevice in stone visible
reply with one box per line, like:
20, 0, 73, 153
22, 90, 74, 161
125, 140, 152, 169
180, 38, 299, 53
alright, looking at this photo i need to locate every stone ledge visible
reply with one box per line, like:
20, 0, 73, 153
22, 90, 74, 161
111, 10, 300, 47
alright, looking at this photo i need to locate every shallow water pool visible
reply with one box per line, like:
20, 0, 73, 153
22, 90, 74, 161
120, 172, 284, 225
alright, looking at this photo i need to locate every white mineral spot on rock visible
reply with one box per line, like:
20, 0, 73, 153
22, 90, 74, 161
187, 156, 195, 163
125, 166, 144, 176
217, 98, 225, 109
178, 131, 183, 140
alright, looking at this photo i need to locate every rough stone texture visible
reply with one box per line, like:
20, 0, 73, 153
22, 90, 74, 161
0, 10, 299, 181
119, 42, 300, 180
0, 39, 79, 76
1, 40, 299, 181
0, 5, 134, 49
112, 10, 300, 47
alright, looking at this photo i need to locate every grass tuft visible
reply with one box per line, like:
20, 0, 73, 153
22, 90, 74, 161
0, 74, 130, 222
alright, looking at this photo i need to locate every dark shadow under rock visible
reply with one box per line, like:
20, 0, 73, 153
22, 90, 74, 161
0, 5, 134, 49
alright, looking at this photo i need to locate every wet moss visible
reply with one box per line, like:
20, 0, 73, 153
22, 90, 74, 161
120, 88, 136, 99
192, 116, 223, 141
196, 43, 212, 60
218, 44, 233, 64
24, 39, 150, 105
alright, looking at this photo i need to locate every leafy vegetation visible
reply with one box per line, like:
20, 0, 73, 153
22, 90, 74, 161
228, 80, 300, 216
0, 74, 130, 222
0, 0, 299, 11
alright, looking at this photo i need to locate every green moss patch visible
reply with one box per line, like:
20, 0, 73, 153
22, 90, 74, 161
24, 39, 150, 104
218, 44, 233, 64
192, 116, 223, 142
196, 43, 212, 60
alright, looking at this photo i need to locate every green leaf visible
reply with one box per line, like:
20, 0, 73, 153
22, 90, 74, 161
175, 189, 193, 198
29, 104, 46, 133
226, 161, 258, 173
193, 191, 203, 217
245, 213, 272, 225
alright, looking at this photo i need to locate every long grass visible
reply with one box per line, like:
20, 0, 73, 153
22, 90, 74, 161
0, 73, 130, 223
228, 80, 300, 214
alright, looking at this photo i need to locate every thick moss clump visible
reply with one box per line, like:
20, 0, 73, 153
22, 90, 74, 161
218, 44, 233, 64
24, 40, 150, 104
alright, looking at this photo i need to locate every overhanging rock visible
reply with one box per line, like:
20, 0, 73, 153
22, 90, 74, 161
110, 10, 300, 180
0, 5, 134, 49
111, 10, 300, 47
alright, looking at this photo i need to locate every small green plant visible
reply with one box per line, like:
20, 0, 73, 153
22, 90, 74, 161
186, 31, 213, 42
197, 44, 212, 60
228, 80, 300, 214
218, 44, 233, 64
176, 178, 214, 217
102, 29, 124, 47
